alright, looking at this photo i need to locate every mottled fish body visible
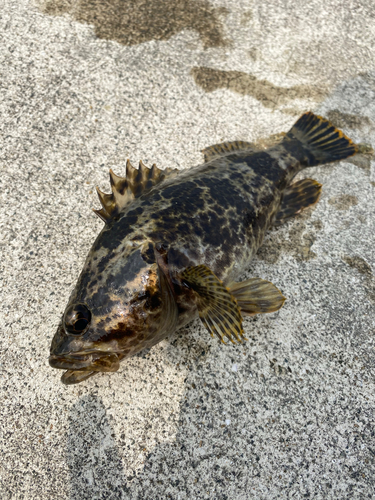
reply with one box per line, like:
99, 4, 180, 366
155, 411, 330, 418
50, 113, 362, 384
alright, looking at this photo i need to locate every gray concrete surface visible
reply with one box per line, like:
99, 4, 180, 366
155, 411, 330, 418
1, 0, 375, 498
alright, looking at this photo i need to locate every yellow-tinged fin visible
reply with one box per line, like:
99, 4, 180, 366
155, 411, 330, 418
229, 278, 286, 316
202, 140, 257, 162
274, 178, 322, 226
181, 265, 246, 344
284, 111, 359, 166
93, 160, 179, 223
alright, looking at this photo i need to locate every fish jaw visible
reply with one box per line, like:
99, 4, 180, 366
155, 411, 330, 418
49, 350, 120, 385
49, 321, 121, 383
49, 351, 120, 372
61, 370, 97, 385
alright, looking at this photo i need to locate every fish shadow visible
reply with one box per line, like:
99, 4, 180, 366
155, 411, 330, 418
66, 318, 262, 500
67, 394, 130, 499
65, 330, 240, 499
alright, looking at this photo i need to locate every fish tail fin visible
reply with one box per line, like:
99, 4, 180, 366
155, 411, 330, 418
283, 111, 358, 167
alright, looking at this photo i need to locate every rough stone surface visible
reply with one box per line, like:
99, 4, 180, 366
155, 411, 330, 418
1, 1, 375, 499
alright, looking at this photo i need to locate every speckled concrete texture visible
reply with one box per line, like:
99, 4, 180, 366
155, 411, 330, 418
1, 0, 375, 498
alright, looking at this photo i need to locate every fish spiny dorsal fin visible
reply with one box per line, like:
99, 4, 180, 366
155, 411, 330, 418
109, 168, 135, 211
94, 160, 180, 223
202, 140, 258, 162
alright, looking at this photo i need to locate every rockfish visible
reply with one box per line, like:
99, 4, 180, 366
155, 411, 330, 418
49, 112, 361, 384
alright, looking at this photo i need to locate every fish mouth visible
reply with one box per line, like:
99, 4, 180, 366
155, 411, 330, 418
49, 352, 120, 385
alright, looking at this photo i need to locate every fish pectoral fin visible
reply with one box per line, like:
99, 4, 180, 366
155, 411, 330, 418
181, 265, 246, 345
229, 278, 286, 316
274, 178, 322, 226
94, 160, 179, 223
202, 141, 258, 162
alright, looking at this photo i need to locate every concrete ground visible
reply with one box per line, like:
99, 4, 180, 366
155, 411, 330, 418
1, 0, 375, 498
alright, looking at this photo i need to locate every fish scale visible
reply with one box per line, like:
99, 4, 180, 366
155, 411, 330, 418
49, 112, 364, 384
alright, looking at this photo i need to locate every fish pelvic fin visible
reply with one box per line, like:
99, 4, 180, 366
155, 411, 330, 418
274, 178, 322, 226
283, 111, 359, 167
202, 140, 258, 162
94, 160, 179, 223
181, 265, 246, 345
229, 278, 286, 316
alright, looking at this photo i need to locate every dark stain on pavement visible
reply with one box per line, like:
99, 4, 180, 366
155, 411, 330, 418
326, 110, 372, 130
191, 67, 327, 109
342, 255, 375, 302
328, 194, 358, 211
39, 0, 229, 48
343, 255, 373, 278
240, 10, 253, 26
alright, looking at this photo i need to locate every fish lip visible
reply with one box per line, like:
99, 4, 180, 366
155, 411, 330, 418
49, 353, 93, 370
49, 351, 120, 373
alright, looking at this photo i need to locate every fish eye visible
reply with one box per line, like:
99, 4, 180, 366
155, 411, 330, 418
64, 304, 91, 335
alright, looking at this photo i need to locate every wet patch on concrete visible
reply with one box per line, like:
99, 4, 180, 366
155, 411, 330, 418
343, 255, 373, 277
256, 210, 322, 264
38, 0, 229, 48
342, 255, 375, 302
328, 194, 358, 211
347, 154, 372, 172
326, 110, 372, 130
240, 11, 253, 26
191, 67, 327, 109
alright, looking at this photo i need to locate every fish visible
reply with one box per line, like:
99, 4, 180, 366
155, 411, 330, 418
49, 112, 363, 384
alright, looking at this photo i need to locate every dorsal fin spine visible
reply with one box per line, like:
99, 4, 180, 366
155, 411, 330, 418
92, 208, 110, 222
95, 186, 115, 213
126, 160, 137, 183
109, 169, 126, 192
139, 160, 147, 175
93, 160, 180, 223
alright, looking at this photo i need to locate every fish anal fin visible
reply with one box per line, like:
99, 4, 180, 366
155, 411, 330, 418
202, 140, 258, 162
93, 160, 179, 223
274, 178, 322, 226
229, 278, 286, 316
181, 265, 246, 344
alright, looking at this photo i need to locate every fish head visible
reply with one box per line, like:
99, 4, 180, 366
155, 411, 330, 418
49, 239, 178, 384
